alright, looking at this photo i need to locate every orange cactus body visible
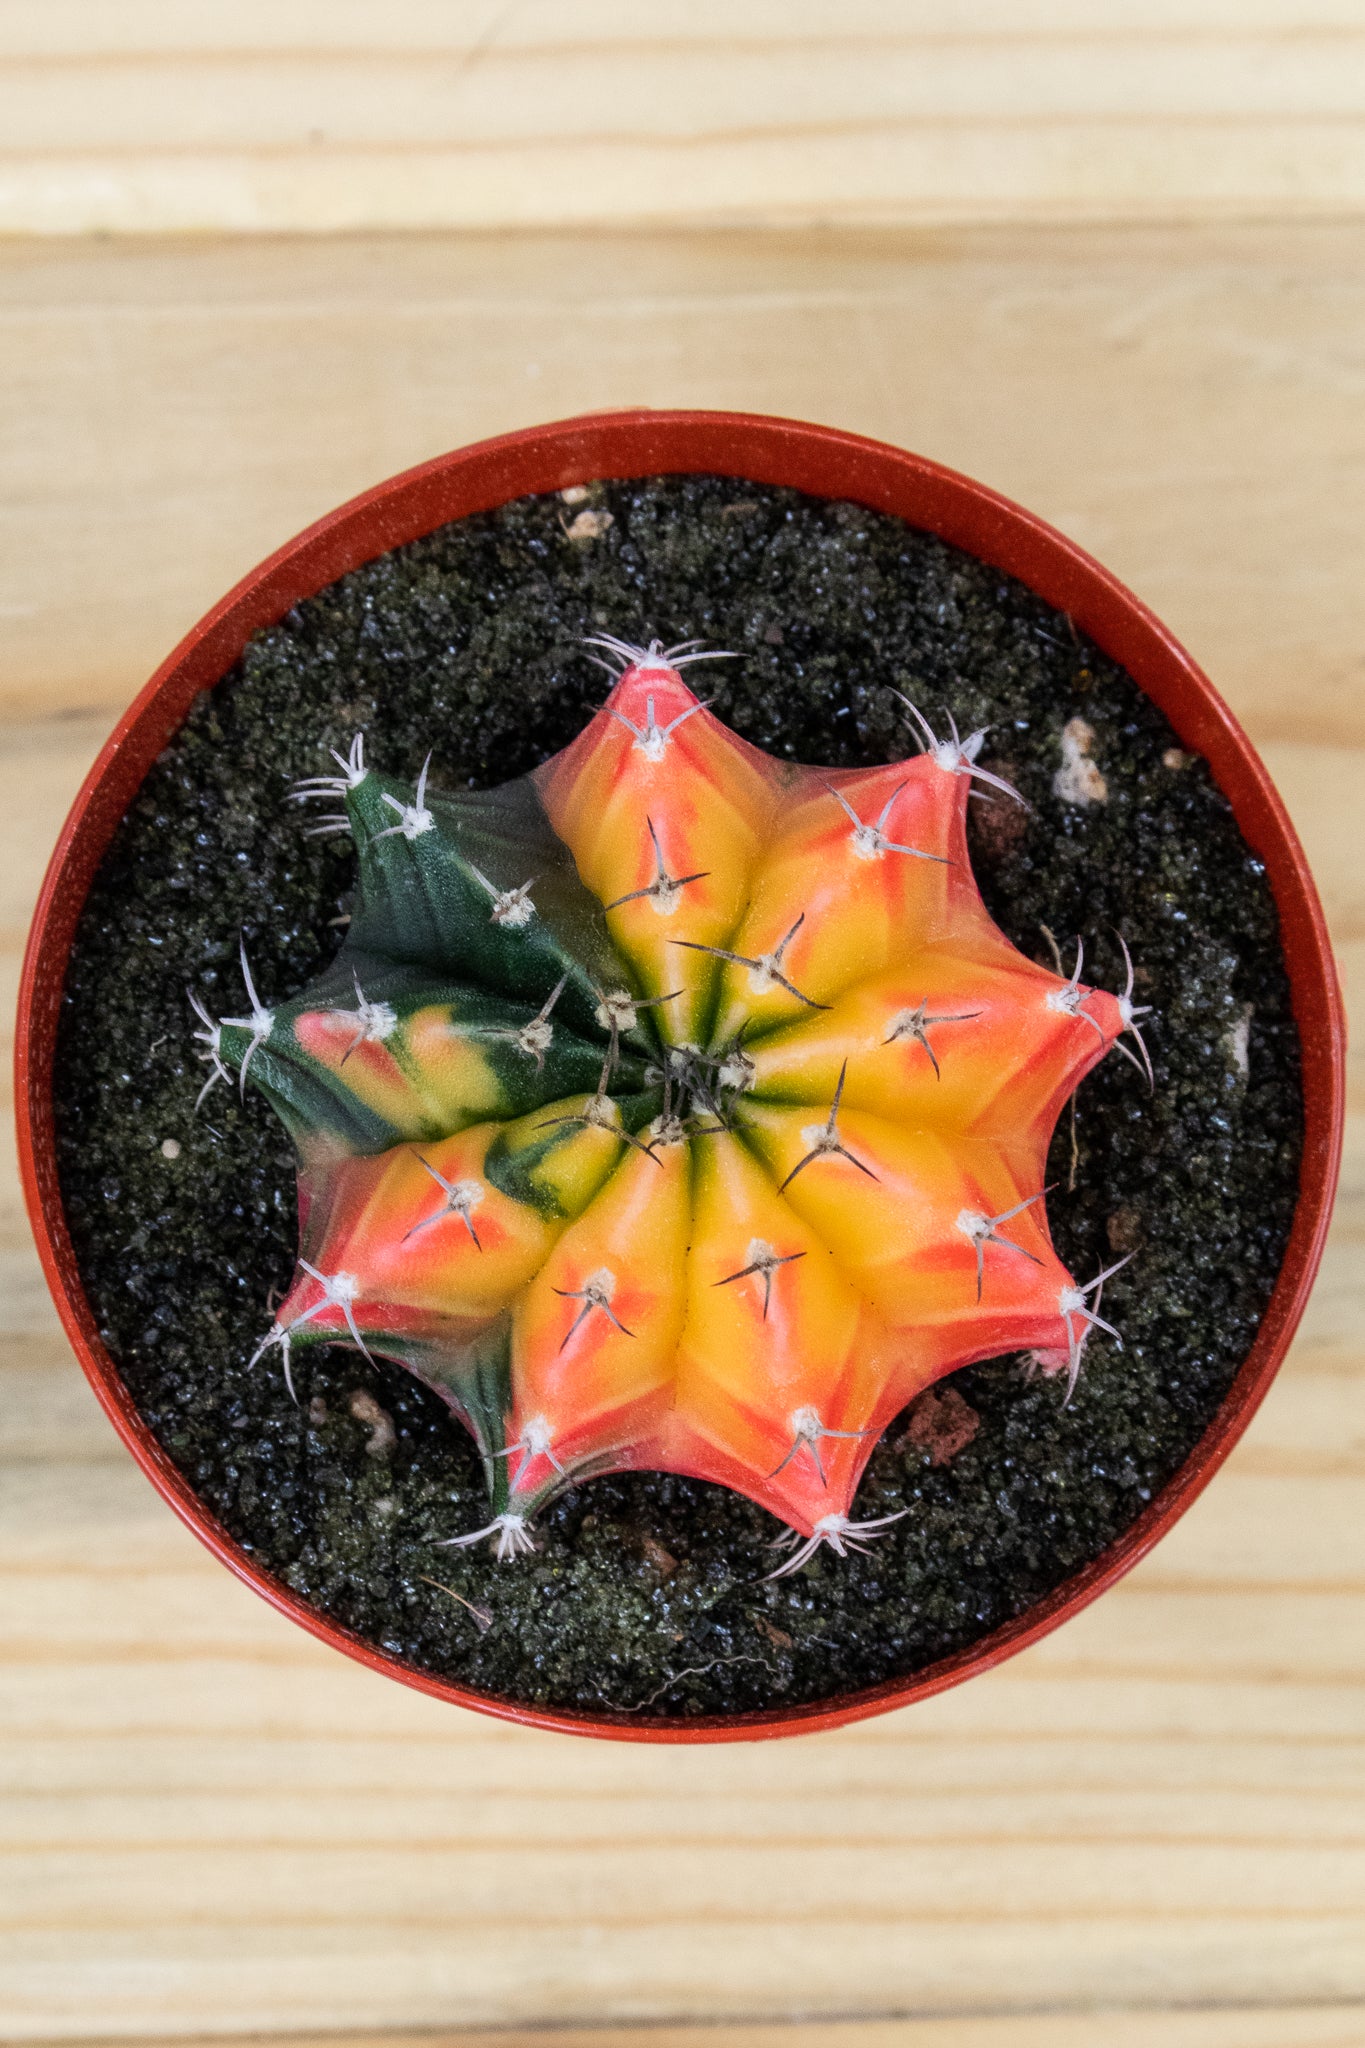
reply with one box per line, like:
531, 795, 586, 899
208, 640, 1135, 1559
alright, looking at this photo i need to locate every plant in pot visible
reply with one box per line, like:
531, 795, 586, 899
18, 411, 1344, 1741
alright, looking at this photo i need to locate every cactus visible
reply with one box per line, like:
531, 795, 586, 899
195, 636, 1147, 1566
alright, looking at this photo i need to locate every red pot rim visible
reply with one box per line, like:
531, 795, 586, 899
16, 409, 1345, 1744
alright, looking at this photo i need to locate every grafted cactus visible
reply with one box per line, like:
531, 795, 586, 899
195, 637, 1146, 1567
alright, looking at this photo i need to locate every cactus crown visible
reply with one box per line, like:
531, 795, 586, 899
200, 636, 1143, 1561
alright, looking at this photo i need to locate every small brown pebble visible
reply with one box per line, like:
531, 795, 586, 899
348, 1388, 396, 1459
900, 1383, 980, 1468
559, 484, 591, 505
307, 1395, 328, 1429
639, 1535, 677, 1578
754, 1615, 794, 1650
1163, 747, 1193, 770
1107, 1206, 1145, 1254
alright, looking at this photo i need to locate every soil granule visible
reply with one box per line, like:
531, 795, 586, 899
53, 475, 1303, 1721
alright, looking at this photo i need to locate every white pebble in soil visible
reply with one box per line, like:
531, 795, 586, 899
1226, 1002, 1254, 1080
1053, 717, 1108, 807
160, 1138, 181, 1160
563, 508, 614, 543
348, 1388, 396, 1459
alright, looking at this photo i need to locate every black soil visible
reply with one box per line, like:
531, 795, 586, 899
54, 475, 1302, 1720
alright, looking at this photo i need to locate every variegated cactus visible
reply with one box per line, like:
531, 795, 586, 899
194, 636, 1149, 1569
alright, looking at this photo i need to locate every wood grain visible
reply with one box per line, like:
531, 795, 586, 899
52, 2014, 1365, 2048
0, 223, 1361, 2040
3, 4, 1365, 233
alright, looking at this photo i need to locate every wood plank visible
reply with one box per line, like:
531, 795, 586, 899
15, 1, 1365, 55
2, 5, 1365, 233
3, 224, 1365, 750
48, 2019, 1365, 2048
0, 223, 1360, 2038
6, 1919, 1365, 2041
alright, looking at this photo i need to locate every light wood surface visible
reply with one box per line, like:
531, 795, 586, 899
4, 3, 1365, 235
0, 224, 1362, 2041
49, 2015, 1365, 2048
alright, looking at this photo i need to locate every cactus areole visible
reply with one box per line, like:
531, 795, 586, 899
200, 636, 1142, 1565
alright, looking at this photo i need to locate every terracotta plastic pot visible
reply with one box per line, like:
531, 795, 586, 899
17, 410, 1345, 1743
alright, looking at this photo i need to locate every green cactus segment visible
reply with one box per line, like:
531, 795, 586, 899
219, 952, 643, 1155
395, 1318, 516, 1507
213, 751, 667, 1157
344, 769, 642, 1049
219, 1020, 398, 1155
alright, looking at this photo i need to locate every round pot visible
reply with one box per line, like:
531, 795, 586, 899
17, 409, 1346, 1743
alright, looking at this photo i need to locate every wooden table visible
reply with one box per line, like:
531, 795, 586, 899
0, 223, 1361, 2045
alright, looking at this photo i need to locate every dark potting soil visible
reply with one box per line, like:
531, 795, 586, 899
54, 475, 1302, 1721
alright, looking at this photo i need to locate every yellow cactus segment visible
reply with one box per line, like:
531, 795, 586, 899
508, 1139, 691, 1472
294, 1004, 505, 1138
745, 947, 1121, 1141
402, 1008, 515, 1125
742, 967, 989, 1124
741, 1098, 1067, 1345
534, 665, 787, 1042
667, 1132, 890, 1524
708, 760, 964, 1042
293, 1122, 558, 1335
489, 1097, 628, 1219
681, 1133, 856, 1389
